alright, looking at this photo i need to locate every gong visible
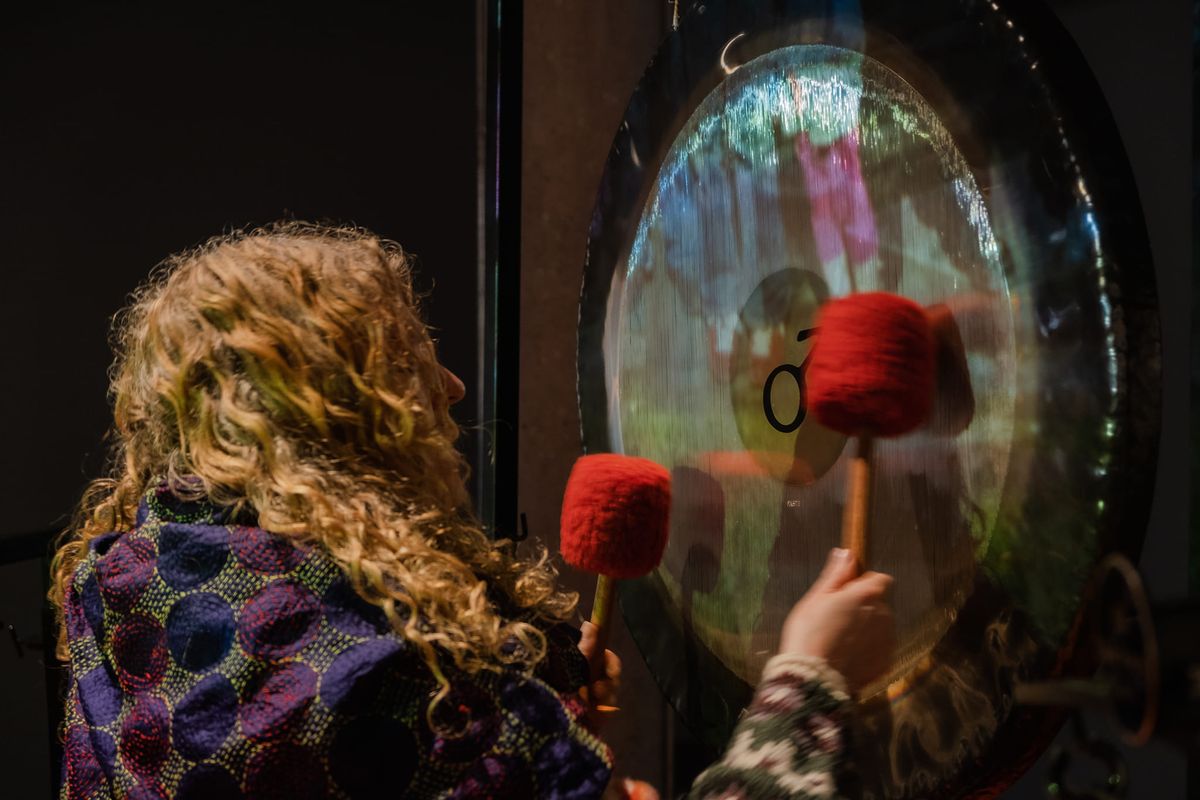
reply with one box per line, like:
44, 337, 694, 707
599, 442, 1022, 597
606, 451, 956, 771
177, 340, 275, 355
577, 1, 1160, 797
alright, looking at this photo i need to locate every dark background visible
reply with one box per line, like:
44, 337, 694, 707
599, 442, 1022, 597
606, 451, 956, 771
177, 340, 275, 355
0, 2, 478, 795
0, 0, 1191, 797
0, 1, 480, 541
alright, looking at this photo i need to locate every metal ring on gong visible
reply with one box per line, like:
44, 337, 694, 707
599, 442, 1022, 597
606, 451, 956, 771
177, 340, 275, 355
577, 1, 1160, 797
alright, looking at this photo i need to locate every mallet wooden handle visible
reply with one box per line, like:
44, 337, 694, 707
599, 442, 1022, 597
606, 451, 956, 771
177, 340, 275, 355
841, 437, 873, 567
589, 574, 616, 656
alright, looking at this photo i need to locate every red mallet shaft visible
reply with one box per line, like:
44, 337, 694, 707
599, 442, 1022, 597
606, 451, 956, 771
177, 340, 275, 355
560, 454, 671, 656
805, 293, 936, 567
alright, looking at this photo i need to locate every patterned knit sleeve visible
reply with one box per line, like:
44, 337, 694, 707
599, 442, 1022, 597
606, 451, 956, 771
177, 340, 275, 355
687, 655, 851, 800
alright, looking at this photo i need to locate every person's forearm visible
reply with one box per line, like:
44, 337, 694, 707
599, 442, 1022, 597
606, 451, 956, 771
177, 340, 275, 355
688, 654, 851, 800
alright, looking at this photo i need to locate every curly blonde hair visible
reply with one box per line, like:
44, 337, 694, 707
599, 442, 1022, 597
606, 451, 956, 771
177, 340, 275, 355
50, 221, 577, 688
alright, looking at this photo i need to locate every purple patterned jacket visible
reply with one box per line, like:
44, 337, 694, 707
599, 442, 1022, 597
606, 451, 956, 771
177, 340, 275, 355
60, 487, 613, 799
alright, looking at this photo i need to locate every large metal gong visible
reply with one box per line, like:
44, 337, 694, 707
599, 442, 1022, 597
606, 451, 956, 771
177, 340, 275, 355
577, 1, 1160, 797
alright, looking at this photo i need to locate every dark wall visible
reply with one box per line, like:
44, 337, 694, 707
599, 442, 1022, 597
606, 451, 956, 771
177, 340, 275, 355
0, 1, 479, 539
0, 3, 477, 796
520, 0, 678, 791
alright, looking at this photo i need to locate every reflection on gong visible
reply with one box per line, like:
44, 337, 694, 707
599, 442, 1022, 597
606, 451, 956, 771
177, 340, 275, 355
608, 44, 1014, 695
580, 1, 1158, 797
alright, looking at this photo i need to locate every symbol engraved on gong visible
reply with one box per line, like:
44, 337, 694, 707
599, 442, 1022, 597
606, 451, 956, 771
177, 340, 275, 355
731, 268, 846, 485
761, 327, 816, 433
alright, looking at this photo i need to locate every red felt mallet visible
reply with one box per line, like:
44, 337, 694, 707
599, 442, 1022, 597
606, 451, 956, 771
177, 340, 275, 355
805, 292, 936, 567
560, 454, 672, 660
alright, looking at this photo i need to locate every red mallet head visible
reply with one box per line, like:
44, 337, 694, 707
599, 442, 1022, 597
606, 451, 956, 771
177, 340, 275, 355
560, 454, 671, 580
805, 292, 936, 438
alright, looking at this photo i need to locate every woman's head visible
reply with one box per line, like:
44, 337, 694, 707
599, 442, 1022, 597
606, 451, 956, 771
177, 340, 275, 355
111, 222, 466, 510
52, 222, 576, 677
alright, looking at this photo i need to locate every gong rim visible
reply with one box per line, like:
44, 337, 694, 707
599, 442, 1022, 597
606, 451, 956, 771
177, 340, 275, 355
577, 1, 1160, 797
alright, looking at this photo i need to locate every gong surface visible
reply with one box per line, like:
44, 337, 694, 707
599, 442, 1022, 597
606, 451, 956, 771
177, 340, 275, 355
578, 1, 1160, 798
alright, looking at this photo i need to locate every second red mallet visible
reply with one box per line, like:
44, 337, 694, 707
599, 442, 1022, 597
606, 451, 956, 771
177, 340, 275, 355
805, 292, 936, 566
560, 454, 672, 658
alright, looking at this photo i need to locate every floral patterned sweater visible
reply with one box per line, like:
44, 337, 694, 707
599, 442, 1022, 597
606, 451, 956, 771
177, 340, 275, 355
60, 488, 849, 799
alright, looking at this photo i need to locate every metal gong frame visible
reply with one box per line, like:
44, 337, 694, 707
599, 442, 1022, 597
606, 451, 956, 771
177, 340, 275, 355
578, 1, 1159, 798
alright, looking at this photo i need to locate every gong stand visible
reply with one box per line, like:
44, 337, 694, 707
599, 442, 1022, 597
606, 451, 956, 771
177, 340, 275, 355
1016, 554, 1200, 798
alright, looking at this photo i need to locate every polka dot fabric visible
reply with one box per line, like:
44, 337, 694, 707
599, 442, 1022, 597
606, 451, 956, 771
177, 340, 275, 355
61, 488, 612, 798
